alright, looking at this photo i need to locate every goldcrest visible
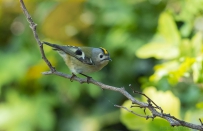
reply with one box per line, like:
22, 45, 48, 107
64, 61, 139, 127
43, 41, 111, 81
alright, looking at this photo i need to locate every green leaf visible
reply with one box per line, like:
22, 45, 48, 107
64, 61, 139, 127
196, 102, 203, 109
148, 118, 190, 131
120, 100, 150, 130
150, 61, 179, 82
180, 39, 192, 57
158, 12, 181, 46
191, 32, 202, 56
136, 12, 181, 60
192, 57, 203, 83
185, 109, 203, 125
168, 57, 195, 84
136, 42, 179, 59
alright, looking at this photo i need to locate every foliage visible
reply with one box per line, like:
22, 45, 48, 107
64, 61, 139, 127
0, 0, 203, 131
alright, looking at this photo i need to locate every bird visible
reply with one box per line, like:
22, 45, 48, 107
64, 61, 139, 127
43, 41, 111, 82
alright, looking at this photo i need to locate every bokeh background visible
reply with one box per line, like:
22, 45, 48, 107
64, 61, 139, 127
1, 0, 203, 131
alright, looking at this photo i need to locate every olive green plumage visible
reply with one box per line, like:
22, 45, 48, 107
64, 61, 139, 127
43, 41, 111, 75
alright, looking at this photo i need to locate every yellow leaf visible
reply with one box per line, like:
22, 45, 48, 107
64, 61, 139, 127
143, 87, 180, 118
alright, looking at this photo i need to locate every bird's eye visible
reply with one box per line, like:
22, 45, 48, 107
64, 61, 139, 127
75, 49, 82, 55
100, 54, 103, 58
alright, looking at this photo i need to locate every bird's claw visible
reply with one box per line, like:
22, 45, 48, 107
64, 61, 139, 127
70, 73, 76, 82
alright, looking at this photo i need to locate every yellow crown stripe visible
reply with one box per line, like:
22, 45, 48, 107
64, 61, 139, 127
100, 47, 108, 54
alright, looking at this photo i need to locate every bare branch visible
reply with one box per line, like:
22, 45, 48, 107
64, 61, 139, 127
19, 0, 203, 130
19, 0, 55, 72
129, 85, 163, 113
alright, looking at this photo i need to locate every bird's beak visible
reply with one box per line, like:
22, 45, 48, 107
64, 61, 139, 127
102, 58, 112, 62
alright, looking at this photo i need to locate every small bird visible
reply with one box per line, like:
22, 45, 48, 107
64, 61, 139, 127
43, 41, 111, 82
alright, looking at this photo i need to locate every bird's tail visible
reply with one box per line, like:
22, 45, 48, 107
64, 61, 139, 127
43, 41, 63, 51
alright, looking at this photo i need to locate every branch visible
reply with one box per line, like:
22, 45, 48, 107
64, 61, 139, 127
19, 0, 55, 72
19, 0, 203, 130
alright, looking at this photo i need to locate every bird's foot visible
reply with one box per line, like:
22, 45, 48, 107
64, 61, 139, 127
80, 73, 92, 84
70, 73, 76, 82
86, 76, 92, 84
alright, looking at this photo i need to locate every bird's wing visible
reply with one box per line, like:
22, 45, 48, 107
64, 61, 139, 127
43, 41, 95, 65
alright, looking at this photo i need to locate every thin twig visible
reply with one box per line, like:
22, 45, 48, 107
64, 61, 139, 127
19, 0, 203, 130
129, 85, 163, 113
114, 105, 155, 120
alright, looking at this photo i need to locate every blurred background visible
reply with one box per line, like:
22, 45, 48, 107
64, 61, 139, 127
1, 0, 203, 131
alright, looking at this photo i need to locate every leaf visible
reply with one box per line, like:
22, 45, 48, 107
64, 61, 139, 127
185, 109, 203, 125
158, 12, 181, 45
196, 102, 203, 109
120, 100, 150, 131
180, 39, 192, 57
149, 61, 179, 82
192, 56, 203, 83
191, 32, 202, 56
136, 42, 179, 59
168, 57, 195, 84
136, 12, 181, 60
143, 87, 180, 118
